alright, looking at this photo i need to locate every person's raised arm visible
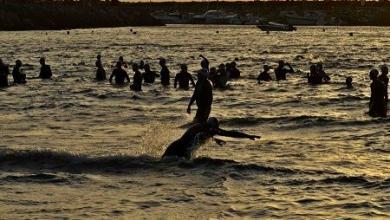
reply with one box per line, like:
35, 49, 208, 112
216, 128, 260, 140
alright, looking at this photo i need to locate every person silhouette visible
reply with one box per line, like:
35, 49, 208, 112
109, 62, 130, 85
12, 60, 26, 84
368, 69, 387, 118
258, 65, 272, 83
378, 65, 389, 104
38, 57, 52, 79
95, 55, 106, 81
187, 69, 213, 123
162, 117, 260, 160
0, 59, 10, 87
130, 63, 142, 91
159, 58, 170, 87
174, 64, 195, 90
275, 60, 294, 81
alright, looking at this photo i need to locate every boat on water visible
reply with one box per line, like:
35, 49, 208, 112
257, 22, 297, 32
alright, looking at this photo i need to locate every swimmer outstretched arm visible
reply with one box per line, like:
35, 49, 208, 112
216, 128, 260, 140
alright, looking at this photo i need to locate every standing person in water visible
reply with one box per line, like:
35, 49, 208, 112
118, 56, 128, 68
174, 64, 195, 90
130, 63, 142, 91
162, 117, 260, 160
0, 59, 10, 87
159, 58, 170, 87
142, 64, 159, 84
187, 69, 213, 123
258, 65, 272, 83
229, 61, 241, 79
346, 77, 354, 89
317, 63, 330, 83
368, 69, 387, 118
378, 65, 389, 104
38, 57, 52, 79
12, 60, 26, 84
109, 62, 130, 85
215, 64, 228, 89
95, 55, 106, 81
275, 60, 294, 81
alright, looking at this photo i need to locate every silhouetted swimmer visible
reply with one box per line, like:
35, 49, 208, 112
130, 63, 142, 91
109, 62, 130, 85
368, 69, 387, 118
187, 69, 213, 123
307, 64, 321, 85
12, 60, 26, 84
208, 67, 218, 86
118, 56, 128, 68
379, 65, 389, 103
346, 77, 353, 89
159, 58, 170, 86
229, 61, 241, 79
317, 63, 330, 83
215, 64, 228, 89
95, 55, 106, 81
67, 31, 70, 35
174, 64, 195, 90
200, 55, 209, 72
139, 60, 145, 70
38, 57, 52, 79
142, 64, 159, 84
349, 32, 353, 37
0, 59, 10, 87
258, 65, 272, 83
162, 117, 260, 160
275, 60, 294, 81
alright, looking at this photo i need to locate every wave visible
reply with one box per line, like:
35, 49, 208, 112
0, 149, 332, 176
220, 115, 390, 128
286, 176, 389, 188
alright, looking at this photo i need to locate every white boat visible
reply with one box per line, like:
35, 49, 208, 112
257, 22, 297, 32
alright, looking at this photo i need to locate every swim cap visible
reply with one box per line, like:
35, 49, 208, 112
207, 117, 219, 129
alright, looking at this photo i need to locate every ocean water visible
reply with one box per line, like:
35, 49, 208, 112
0, 25, 389, 219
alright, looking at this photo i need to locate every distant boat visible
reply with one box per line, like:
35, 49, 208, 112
257, 22, 297, 32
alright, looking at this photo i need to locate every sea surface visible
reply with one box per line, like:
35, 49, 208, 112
0, 25, 389, 219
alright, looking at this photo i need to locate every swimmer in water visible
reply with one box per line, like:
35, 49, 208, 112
200, 54, 209, 72
275, 60, 294, 81
368, 69, 387, 118
174, 64, 195, 90
159, 58, 170, 86
12, 60, 26, 84
162, 117, 260, 160
95, 55, 106, 81
130, 63, 142, 91
142, 64, 159, 84
187, 69, 213, 123
39, 57, 52, 79
109, 62, 130, 85
229, 61, 241, 79
0, 59, 10, 87
378, 65, 388, 104
257, 65, 272, 83
346, 77, 353, 89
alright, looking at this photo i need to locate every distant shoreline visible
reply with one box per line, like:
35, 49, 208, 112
0, 1, 388, 30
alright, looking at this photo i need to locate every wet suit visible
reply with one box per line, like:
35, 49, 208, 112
95, 60, 106, 81
160, 65, 170, 86
162, 122, 258, 160
130, 70, 142, 91
0, 64, 9, 87
12, 66, 26, 84
369, 79, 387, 117
188, 78, 213, 123
39, 64, 52, 79
109, 68, 130, 85
174, 70, 195, 90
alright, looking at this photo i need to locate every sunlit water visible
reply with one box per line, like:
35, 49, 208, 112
0, 25, 389, 219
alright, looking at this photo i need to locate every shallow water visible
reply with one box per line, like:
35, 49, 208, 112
0, 25, 389, 219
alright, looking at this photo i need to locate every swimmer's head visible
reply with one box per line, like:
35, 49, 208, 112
39, 57, 45, 65
263, 65, 271, 70
278, 60, 284, 66
97, 55, 101, 60
15, 60, 22, 66
207, 117, 219, 129
132, 63, 139, 71
346, 76, 353, 87
180, 64, 187, 71
159, 58, 166, 66
370, 69, 379, 80
144, 64, 150, 71
381, 65, 388, 75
